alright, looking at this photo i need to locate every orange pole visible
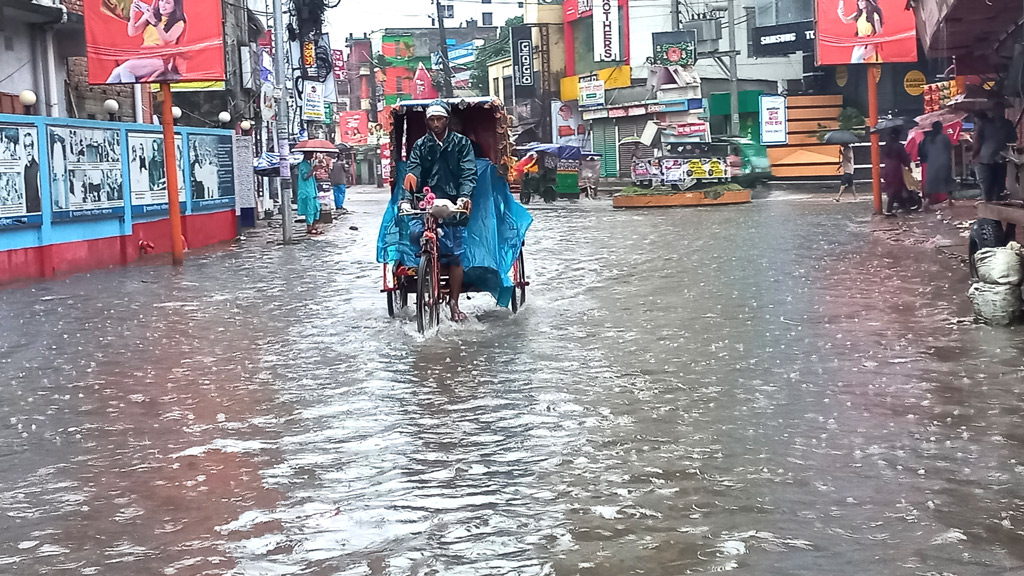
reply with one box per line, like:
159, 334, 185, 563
868, 64, 882, 214
160, 83, 185, 265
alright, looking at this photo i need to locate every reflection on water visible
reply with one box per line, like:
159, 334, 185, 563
1, 192, 1022, 575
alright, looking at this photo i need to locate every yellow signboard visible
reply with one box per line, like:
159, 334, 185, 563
904, 70, 926, 96
560, 66, 632, 102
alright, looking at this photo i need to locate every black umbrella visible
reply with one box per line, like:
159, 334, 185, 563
871, 117, 918, 133
823, 130, 862, 144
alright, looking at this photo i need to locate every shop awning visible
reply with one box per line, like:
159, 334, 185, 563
917, 0, 1023, 72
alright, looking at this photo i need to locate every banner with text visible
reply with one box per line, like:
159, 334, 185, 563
128, 132, 184, 215
0, 124, 42, 228
188, 134, 235, 211
48, 127, 124, 220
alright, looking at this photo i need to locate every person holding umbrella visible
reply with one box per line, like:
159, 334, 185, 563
297, 151, 322, 235
824, 130, 861, 202
293, 139, 338, 235
835, 143, 857, 202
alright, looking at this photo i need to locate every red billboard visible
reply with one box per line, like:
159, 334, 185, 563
85, 0, 226, 85
338, 111, 369, 146
814, 0, 917, 65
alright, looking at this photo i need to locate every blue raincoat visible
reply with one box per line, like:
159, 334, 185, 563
377, 159, 533, 308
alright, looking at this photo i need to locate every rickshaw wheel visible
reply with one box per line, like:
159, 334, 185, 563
417, 255, 440, 333
510, 248, 527, 313
387, 289, 407, 318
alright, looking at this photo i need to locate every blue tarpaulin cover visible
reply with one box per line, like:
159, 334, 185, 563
377, 159, 533, 308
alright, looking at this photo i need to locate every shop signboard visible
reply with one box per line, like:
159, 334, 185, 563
332, 49, 346, 79
511, 26, 536, 98
0, 124, 42, 228
627, 106, 647, 116
84, 0, 226, 84
381, 141, 392, 185
759, 94, 788, 145
593, 0, 620, 61
675, 122, 706, 136
652, 30, 697, 67
582, 109, 609, 120
578, 77, 605, 108
47, 127, 124, 220
188, 134, 235, 211
814, 0, 917, 65
127, 132, 185, 215
751, 21, 815, 58
608, 108, 627, 118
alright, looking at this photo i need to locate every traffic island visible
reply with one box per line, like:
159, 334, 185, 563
612, 183, 752, 208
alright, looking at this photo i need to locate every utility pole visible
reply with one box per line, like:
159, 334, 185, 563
272, 0, 294, 243
671, 0, 679, 31
435, 0, 454, 98
726, 0, 739, 136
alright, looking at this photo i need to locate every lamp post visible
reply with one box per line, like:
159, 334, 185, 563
103, 99, 119, 121
171, 106, 182, 122
239, 119, 253, 135
218, 111, 231, 128
19, 90, 37, 115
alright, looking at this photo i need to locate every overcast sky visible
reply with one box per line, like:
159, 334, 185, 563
323, 1, 434, 47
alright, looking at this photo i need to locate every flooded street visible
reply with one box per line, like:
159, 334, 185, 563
2, 190, 1023, 575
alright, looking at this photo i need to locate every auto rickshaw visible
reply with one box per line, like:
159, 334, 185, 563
514, 144, 588, 203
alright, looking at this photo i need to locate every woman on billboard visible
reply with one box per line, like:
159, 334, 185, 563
837, 0, 883, 62
105, 0, 186, 83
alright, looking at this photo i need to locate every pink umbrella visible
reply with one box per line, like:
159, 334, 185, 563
293, 139, 339, 154
412, 62, 438, 100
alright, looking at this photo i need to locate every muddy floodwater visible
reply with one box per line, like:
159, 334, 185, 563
1, 191, 1023, 575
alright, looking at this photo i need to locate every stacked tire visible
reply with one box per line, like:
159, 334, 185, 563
968, 220, 1023, 325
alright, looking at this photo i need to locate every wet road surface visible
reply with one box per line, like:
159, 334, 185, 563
1, 190, 1023, 575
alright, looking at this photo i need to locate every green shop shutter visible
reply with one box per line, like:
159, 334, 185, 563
591, 120, 617, 178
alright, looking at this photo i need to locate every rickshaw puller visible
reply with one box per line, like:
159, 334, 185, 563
399, 101, 476, 322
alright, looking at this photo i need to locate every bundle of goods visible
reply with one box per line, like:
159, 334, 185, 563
968, 232, 1024, 325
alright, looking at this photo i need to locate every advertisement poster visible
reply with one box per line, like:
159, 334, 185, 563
759, 94, 788, 145
338, 111, 369, 146
661, 158, 726, 182
188, 134, 235, 210
48, 127, 124, 220
302, 82, 326, 122
85, 0, 226, 84
593, 0, 620, 61
0, 125, 42, 227
127, 132, 184, 215
814, 0, 917, 65
551, 101, 591, 150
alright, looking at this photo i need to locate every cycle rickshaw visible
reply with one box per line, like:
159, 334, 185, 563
377, 98, 533, 333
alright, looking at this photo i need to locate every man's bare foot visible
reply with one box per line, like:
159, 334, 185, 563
450, 306, 467, 322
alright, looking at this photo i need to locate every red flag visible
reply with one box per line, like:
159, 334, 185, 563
412, 62, 438, 100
